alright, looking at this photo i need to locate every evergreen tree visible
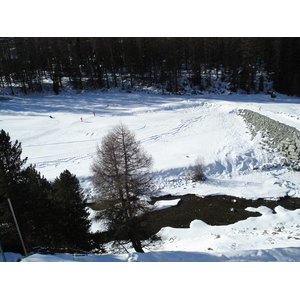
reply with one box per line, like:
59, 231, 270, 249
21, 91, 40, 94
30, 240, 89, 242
0, 130, 91, 252
51, 170, 91, 250
0, 129, 27, 201
1, 37, 300, 96
18, 165, 53, 249
0, 129, 28, 252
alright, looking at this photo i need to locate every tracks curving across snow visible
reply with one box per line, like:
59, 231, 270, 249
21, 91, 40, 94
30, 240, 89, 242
141, 115, 203, 144
2, 92, 300, 199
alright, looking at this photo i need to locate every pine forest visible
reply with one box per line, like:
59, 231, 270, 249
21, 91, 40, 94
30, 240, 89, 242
1, 37, 300, 96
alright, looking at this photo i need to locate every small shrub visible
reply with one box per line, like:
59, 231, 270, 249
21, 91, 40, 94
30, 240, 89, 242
189, 156, 206, 182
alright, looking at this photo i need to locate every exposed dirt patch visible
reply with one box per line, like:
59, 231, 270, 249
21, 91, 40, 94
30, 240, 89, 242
90, 194, 300, 244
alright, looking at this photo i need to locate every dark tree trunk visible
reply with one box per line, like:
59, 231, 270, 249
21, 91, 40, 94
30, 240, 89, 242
130, 237, 144, 253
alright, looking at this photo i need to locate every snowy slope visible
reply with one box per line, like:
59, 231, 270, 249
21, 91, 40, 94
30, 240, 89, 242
1, 90, 300, 261
19, 246, 300, 262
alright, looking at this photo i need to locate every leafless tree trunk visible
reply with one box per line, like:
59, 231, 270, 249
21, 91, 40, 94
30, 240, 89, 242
91, 123, 154, 252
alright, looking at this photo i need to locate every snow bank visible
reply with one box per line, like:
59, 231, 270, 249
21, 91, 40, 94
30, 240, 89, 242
158, 205, 300, 255
153, 198, 181, 210
19, 246, 300, 262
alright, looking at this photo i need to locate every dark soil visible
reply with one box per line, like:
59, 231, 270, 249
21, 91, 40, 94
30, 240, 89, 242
144, 194, 300, 231
90, 194, 300, 244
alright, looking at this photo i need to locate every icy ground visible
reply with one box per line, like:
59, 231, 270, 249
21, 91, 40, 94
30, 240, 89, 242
1, 90, 300, 261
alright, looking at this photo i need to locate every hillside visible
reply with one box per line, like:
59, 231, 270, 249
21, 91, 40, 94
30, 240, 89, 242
1, 90, 300, 261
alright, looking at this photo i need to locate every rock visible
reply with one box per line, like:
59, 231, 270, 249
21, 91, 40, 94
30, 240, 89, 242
239, 109, 300, 164
288, 145, 297, 152
292, 164, 300, 171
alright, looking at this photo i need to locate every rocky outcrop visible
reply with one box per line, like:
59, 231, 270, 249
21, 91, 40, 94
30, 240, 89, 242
238, 109, 300, 170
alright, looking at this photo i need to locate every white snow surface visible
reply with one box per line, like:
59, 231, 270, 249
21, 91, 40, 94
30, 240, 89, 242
153, 198, 181, 210
1, 90, 300, 262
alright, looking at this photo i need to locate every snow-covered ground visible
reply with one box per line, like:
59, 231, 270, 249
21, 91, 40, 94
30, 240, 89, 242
1, 90, 300, 262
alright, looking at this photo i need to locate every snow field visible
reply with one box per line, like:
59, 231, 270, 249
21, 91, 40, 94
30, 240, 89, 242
1, 90, 300, 261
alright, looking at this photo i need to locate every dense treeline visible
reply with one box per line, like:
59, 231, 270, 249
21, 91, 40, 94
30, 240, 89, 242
0, 37, 300, 96
0, 130, 91, 254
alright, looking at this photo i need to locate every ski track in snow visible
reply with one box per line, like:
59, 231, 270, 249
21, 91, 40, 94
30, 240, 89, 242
35, 152, 96, 169
141, 115, 202, 144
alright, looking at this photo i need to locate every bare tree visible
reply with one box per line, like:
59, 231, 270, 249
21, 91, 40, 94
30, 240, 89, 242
91, 123, 154, 252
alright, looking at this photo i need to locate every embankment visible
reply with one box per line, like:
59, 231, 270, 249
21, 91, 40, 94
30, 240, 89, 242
238, 109, 300, 170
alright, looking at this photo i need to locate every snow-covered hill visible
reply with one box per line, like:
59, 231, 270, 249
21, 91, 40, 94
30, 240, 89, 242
1, 90, 300, 262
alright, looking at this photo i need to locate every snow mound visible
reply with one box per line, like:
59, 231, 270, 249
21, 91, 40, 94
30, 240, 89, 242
153, 198, 181, 210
